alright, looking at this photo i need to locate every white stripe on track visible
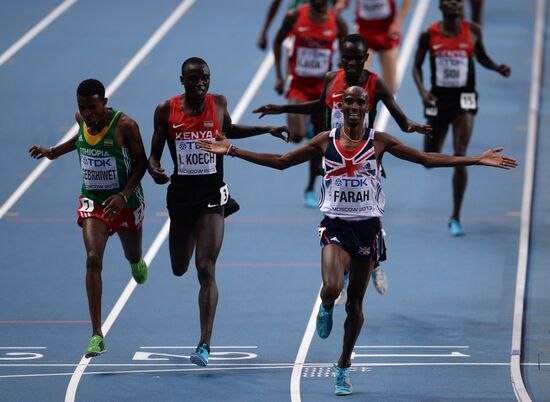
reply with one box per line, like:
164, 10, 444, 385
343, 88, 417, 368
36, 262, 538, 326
63, 47, 276, 401
510, 0, 546, 401
290, 1, 431, 401
0, 0, 196, 221
0, 0, 77, 66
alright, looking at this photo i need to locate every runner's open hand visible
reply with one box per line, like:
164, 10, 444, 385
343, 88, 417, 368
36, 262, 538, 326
28, 145, 55, 160
148, 165, 170, 184
269, 126, 292, 142
197, 137, 231, 155
421, 91, 437, 107
405, 120, 433, 137
478, 148, 518, 169
102, 194, 125, 221
253, 104, 284, 119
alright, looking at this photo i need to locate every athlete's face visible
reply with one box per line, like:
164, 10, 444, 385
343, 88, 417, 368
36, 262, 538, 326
341, 42, 368, 81
439, 0, 463, 16
341, 87, 369, 128
77, 95, 107, 129
181, 62, 210, 98
310, 0, 328, 11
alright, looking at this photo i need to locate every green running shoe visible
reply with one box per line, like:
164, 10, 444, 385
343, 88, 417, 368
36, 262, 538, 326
84, 335, 106, 358
131, 259, 148, 284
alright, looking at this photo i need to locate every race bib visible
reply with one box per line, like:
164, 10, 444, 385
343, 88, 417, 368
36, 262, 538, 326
295, 47, 331, 78
176, 140, 217, 176
331, 176, 375, 212
79, 197, 95, 213
425, 106, 438, 117
207, 184, 230, 208
357, 0, 392, 20
435, 54, 468, 87
80, 155, 120, 190
460, 92, 477, 110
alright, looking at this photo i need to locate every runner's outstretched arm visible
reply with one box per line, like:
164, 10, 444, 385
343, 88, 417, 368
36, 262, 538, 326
375, 131, 517, 169
471, 23, 511, 76
28, 111, 85, 159
197, 131, 329, 170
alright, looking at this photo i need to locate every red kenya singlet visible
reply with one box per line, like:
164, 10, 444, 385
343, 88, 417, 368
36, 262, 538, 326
428, 20, 475, 93
168, 93, 225, 194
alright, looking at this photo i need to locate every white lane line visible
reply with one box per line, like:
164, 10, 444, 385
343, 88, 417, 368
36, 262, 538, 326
0, 0, 197, 221
0, 0, 77, 66
6, 362, 550, 380
139, 345, 258, 349
290, 1, 431, 401
510, 0, 546, 401
63, 47, 276, 401
64, 219, 170, 402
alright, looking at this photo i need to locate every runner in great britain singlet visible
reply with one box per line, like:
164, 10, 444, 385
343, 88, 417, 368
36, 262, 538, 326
319, 127, 385, 220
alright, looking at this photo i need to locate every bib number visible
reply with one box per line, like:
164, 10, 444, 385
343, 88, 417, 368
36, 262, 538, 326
79, 197, 94, 213
460, 92, 477, 110
357, 0, 391, 20
295, 47, 331, 78
425, 106, 438, 117
176, 140, 217, 176
435, 55, 468, 87
219, 184, 229, 206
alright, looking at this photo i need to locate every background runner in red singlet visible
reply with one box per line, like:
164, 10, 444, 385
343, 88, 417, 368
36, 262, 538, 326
336, 0, 412, 94
273, 0, 348, 207
413, 0, 510, 236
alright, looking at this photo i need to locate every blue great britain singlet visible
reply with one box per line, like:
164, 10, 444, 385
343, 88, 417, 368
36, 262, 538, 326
319, 128, 385, 220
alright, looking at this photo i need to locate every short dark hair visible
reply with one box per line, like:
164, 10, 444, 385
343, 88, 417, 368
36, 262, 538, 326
77, 79, 105, 98
343, 34, 369, 51
181, 57, 208, 75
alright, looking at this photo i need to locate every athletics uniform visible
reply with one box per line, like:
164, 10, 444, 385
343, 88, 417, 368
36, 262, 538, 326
76, 109, 145, 234
318, 128, 386, 261
354, 0, 399, 51
166, 93, 230, 222
325, 69, 378, 129
425, 20, 477, 120
287, 4, 338, 102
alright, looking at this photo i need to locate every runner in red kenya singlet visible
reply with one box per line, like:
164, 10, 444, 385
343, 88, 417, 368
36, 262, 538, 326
148, 57, 290, 368
413, 0, 510, 236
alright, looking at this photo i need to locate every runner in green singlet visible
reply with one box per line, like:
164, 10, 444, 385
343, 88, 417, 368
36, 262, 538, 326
29, 79, 148, 358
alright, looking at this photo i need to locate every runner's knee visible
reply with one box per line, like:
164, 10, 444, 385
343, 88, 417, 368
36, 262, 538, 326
86, 252, 102, 273
196, 260, 216, 284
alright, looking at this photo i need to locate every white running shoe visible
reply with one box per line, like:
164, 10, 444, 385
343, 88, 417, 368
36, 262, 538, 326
335, 272, 349, 305
371, 266, 388, 295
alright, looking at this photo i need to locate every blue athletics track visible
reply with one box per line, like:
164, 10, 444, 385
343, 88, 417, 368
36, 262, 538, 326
0, 0, 548, 401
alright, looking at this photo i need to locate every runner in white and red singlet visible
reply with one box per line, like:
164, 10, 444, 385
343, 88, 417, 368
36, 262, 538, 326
148, 57, 289, 368
413, 0, 510, 236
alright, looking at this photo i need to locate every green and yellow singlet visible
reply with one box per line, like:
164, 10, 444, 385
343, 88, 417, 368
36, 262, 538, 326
75, 110, 144, 208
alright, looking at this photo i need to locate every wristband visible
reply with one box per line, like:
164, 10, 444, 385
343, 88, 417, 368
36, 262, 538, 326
226, 144, 238, 157
228, 144, 238, 157
118, 192, 129, 203
49, 147, 56, 159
